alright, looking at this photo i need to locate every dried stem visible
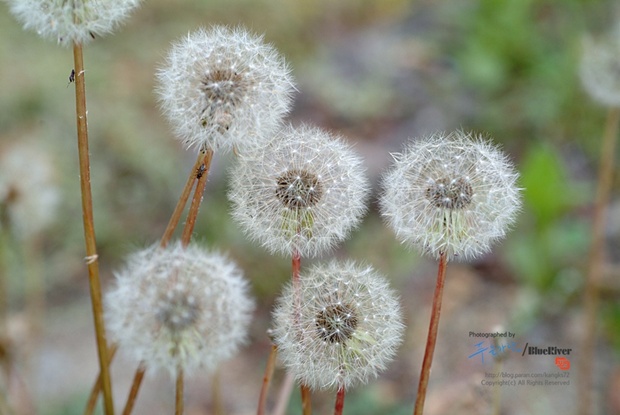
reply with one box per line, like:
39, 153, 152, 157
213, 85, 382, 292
84, 344, 118, 415
211, 369, 223, 415
121, 364, 146, 415
300, 384, 311, 415
333, 387, 345, 415
180, 149, 213, 247
256, 344, 278, 415
413, 252, 448, 415
176, 367, 184, 415
160, 152, 207, 248
578, 106, 620, 415
73, 42, 114, 415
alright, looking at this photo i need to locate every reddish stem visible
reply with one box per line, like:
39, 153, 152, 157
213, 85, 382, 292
333, 387, 346, 415
301, 384, 312, 415
413, 252, 448, 415
121, 364, 146, 415
180, 149, 213, 247
256, 344, 278, 415
160, 153, 205, 248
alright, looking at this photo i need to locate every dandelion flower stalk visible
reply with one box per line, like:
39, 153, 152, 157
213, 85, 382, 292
380, 131, 520, 415
120, 364, 145, 415
578, 107, 620, 415
73, 42, 114, 415
413, 252, 447, 415
578, 31, 620, 414
334, 387, 346, 415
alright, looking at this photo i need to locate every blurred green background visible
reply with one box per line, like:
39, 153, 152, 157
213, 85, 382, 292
1, 0, 619, 414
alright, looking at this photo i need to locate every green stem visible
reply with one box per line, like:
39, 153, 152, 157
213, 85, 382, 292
413, 252, 448, 415
73, 42, 114, 415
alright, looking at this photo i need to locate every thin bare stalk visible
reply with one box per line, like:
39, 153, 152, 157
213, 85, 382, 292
333, 387, 345, 415
272, 371, 295, 415
73, 42, 113, 415
578, 106, 620, 415
180, 149, 214, 246
160, 152, 206, 248
121, 364, 146, 415
84, 344, 118, 415
175, 367, 184, 415
211, 368, 223, 415
413, 252, 448, 415
257, 344, 278, 415
300, 385, 311, 415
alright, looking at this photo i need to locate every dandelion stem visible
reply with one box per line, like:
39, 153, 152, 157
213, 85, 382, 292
300, 384, 312, 415
176, 367, 184, 415
73, 42, 114, 415
272, 371, 295, 415
578, 106, 620, 415
413, 251, 448, 415
256, 344, 278, 415
333, 387, 345, 415
121, 364, 146, 415
180, 149, 213, 247
160, 152, 207, 248
84, 344, 118, 415
211, 368, 224, 415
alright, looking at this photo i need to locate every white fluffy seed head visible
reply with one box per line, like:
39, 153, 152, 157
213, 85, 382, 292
156, 26, 295, 152
272, 260, 404, 390
7, 0, 141, 47
105, 241, 255, 376
380, 131, 521, 261
580, 31, 620, 107
0, 141, 60, 239
228, 124, 370, 258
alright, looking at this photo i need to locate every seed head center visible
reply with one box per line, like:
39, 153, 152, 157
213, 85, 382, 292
315, 303, 358, 344
275, 169, 324, 209
156, 291, 201, 331
199, 68, 250, 130
426, 177, 473, 209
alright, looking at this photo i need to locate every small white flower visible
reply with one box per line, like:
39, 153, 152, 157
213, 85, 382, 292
105, 241, 254, 376
380, 131, 521, 260
156, 26, 295, 152
228, 124, 370, 258
7, 0, 141, 46
272, 260, 404, 390
580, 31, 620, 107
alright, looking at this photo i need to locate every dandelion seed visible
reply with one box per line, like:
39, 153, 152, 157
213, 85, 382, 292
272, 260, 404, 390
380, 131, 521, 260
7, 0, 141, 46
105, 241, 254, 376
228, 124, 369, 258
156, 26, 295, 152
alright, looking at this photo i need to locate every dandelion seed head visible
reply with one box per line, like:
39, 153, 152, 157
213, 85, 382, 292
580, 30, 620, 107
7, 0, 141, 46
228, 124, 369, 258
105, 241, 254, 376
272, 261, 404, 390
0, 141, 60, 239
156, 26, 295, 152
380, 131, 521, 261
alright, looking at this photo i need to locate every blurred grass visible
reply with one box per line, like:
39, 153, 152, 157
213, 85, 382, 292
1, 0, 620, 413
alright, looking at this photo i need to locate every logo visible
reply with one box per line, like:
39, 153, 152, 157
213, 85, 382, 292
555, 357, 570, 371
